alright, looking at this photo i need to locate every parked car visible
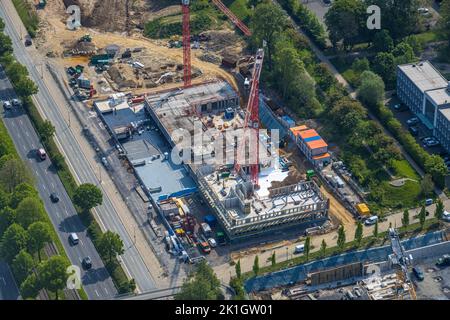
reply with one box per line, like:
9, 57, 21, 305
208, 238, 217, 248
294, 244, 305, 254
436, 254, 450, 267
11, 99, 21, 107
24, 35, 32, 47
409, 126, 419, 136
82, 256, 92, 270
425, 198, 433, 206
406, 117, 419, 126
2, 100, 12, 110
393, 103, 408, 112
364, 216, 378, 226
50, 193, 60, 203
101, 157, 108, 167
442, 210, 450, 222
412, 266, 424, 281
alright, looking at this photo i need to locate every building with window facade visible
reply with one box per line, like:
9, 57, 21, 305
397, 61, 450, 152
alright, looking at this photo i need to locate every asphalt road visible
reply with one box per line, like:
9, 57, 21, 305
0, 67, 116, 299
0, 0, 156, 293
0, 262, 20, 300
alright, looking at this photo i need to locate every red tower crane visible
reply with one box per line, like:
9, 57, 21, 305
211, 0, 252, 36
236, 48, 264, 187
182, 0, 192, 88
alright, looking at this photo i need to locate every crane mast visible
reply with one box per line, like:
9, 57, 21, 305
182, 0, 192, 88
236, 48, 264, 187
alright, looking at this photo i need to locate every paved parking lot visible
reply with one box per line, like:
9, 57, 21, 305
414, 256, 450, 300
386, 96, 447, 158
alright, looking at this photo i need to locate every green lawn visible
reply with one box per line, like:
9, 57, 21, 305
11, 0, 39, 38
391, 159, 420, 180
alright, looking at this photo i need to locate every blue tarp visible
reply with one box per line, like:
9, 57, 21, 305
204, 215, 217, 227
304, 136, 321, 143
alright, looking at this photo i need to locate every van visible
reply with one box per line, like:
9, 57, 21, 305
294, 244, 305, 254
425, 199, 433, 206
364, 216, 378, 226
69, 233, 79, 245
36, 148, 47, 161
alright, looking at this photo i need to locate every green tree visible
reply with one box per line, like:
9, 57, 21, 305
320, 239, 327, 257
0, 223, 28, 262
441, 0, 450, 45
435, 199, 444, 220
15, 78, 38, 98
0, 33, 13, 56
372, 30, 394, 52
73, 183, 103, 212
4, 62, 29, 84
0, 158, 34, 192
324, 0, 366, 49
402, 209, 410, 227
357, 71, 385, 108
0, 207, 15, 236
420, 174, 435, 197
229, 277, 246, 300
37, 255, 70, 300
97, 231, 124, 265
392, 42, 416, 65
425, 155, 447, 188
16, 197, 45, 229
304, 236, 311, 261
352, 58, 370, 73
354, 221, 363, 247
251, 3, 286, 69
175, 260, 222, 300
373, 219, 379, 238
270, 252, 276, 266
372, 52, 396, 87
235, 260, 241, 279
28, 222, 52, 262
330, 97, 367, 134
273, 44, 304, 99
419, 205, 426, 230
20, 273, 40, 300
12, 249, 35, 284
10, 183, 38, 209
253, 255, 260, 276
337, 225, 346, 251
38, 120, 55, 142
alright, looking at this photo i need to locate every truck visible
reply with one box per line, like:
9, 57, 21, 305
200, 222, 212, 237
36, 148, 47, 161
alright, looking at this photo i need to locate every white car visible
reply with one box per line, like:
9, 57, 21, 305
11, 98, 21, 107
442, 211, 450, 222
364, 216, 378, 226
208, 238, 217, 248
418, 7, 429, 14
3, 100, 12, 110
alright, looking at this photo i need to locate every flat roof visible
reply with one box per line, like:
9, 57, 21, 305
398, 61, 448, 93
307, 139, 328, 150
290, 125, 308, 137
426, 87, 450, 106
298, 129, 319, 140
438, 108, 450, 122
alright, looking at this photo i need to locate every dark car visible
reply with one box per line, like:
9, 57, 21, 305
50, 193, 60, 203
82, 257, 92, 270
412, 267, 424, 281
24, 35, 32, 47
436, 254, 450, 267
409, 126, 419, 136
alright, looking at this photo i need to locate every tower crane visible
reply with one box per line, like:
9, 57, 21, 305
235, 48, 264, 187
211, 0, 252, 36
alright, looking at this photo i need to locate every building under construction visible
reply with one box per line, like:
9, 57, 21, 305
143, 81, 330, 241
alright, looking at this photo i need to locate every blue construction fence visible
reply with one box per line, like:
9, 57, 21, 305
244, 230, 445, 293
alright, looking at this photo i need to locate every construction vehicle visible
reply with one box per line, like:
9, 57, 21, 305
36, 0, 46, 9
79, 34, 92, 43
198, 237, 211, 254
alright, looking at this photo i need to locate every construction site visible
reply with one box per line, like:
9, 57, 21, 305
251, 229, 450, 301
27, 1, 357, 263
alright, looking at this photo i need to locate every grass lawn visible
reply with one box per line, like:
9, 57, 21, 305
11, 0, 39, 38
413, 30, 447, 44
381, 180, 422, 209
391, 159, 420, 180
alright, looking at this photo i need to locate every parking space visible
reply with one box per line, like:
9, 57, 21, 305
386, 96, 448, 159
413, 256, 450, 300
